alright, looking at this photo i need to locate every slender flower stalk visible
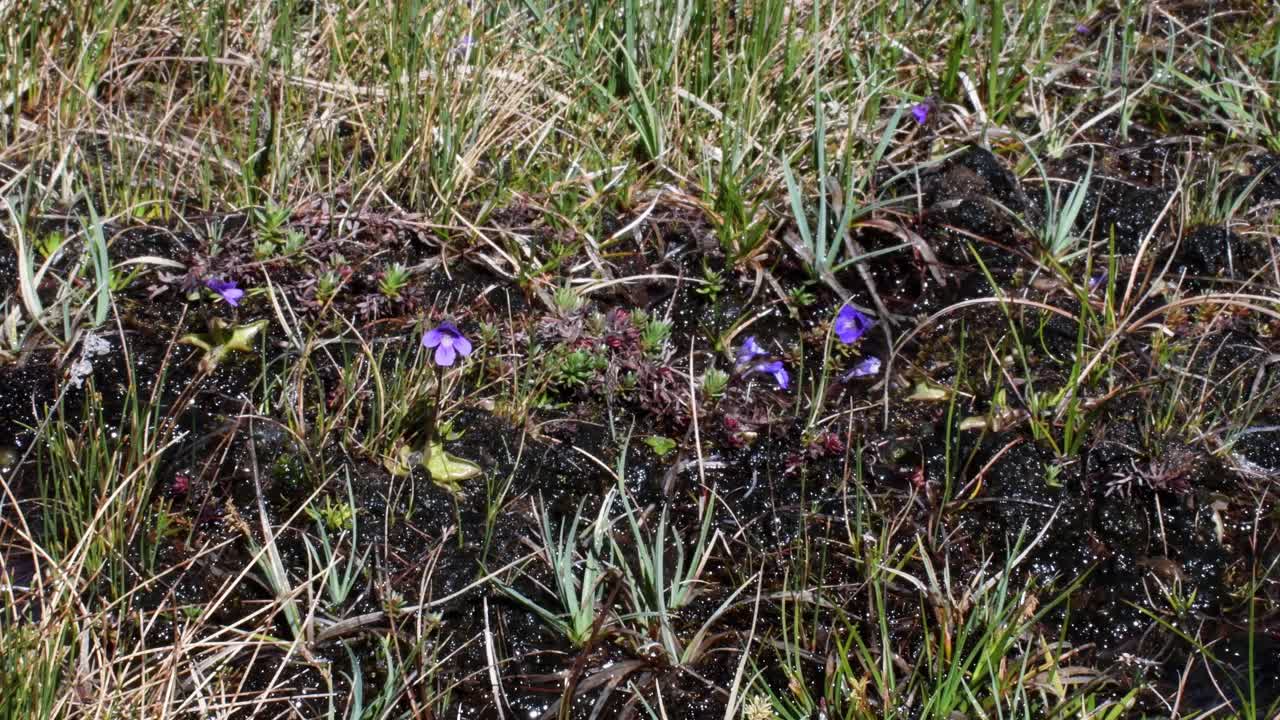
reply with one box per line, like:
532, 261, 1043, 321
420, 322, 473, 445
412, 321, 481, 487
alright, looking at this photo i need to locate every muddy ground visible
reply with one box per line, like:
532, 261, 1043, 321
3, 133, 1280, 717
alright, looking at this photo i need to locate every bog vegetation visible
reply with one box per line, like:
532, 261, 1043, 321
1, 0, 1279, 718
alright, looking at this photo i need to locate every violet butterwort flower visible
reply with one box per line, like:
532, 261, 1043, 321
422, 322, 473, 367
206, 277, 244, 306
1088, 270, 1108, 293
451, 35, 476, 57
755, 360, 790, 391
834, 305, 875, 344
911, 102, 930, 125
735, 335, 768, 369
735, 336, 788, 390
844, 356, 881, 381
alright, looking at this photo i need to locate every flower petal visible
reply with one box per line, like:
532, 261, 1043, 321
434, 343, 457, 366
422, 329, 443, 348
1088, 271, 1107, 293
835, 305, 875, 344
772, 365, 789, 390
844, 356, 881, 380
453, 334, 472, 357
735, 336, 766, 368
755, 360, 788, 390
221, 287, 244, 306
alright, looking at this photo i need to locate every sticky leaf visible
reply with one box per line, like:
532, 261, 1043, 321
384, 444, 416, 477
180, 318, 268, 373
424, 441, 481, 491
644, 436, 677, 457
906, 381, 951, 402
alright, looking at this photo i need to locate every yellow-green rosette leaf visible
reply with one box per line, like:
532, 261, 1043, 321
180, 318, 268, 373
424, 441, 481, 492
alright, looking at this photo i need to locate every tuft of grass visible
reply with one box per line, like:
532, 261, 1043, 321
499, 497, 613, 648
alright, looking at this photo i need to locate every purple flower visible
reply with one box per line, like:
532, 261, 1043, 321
734, 336, 788, 389
206, 277, 244, 306
1075, 22, 1090, 34
452, 35, 476, 57
421, 322, 473, 367
1088, 270, 1107, 293
754, 360, 789, 390
735, 336, 768, 369
911, 103, 930, 125
843, 356, 881, 381
834, 305, 875, 344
